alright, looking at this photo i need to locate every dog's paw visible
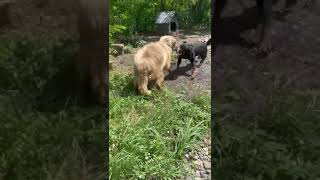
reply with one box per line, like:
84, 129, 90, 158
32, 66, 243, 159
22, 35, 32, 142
257, 39, 273, 54
141, 90, 151, 96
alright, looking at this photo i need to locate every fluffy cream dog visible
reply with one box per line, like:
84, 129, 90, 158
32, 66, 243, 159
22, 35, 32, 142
134, 35, 177, 95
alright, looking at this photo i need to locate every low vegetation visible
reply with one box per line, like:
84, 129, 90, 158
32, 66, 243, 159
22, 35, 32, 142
213, 66, 320, 179
109, 72, 211, 179
0, 34, 106, 180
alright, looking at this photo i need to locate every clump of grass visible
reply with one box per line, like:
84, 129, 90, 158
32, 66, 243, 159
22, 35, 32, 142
109, 72, 211, 179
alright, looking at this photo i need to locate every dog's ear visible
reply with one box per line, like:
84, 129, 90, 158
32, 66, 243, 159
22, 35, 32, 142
160, 36, 171, 47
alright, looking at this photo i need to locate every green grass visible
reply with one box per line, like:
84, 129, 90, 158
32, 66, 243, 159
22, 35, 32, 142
213, 64, 320, 179
0, 34, 106, 180
0, 96, 107, 180
109, 72, 211, 179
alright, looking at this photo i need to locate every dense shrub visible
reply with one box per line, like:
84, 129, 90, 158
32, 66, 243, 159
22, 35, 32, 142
109, 0, 211, 42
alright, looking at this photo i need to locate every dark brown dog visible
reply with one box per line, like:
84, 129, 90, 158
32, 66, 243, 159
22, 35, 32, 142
177, 38, 211, 79
214, 0, 273, 54
76, 0, 107, 105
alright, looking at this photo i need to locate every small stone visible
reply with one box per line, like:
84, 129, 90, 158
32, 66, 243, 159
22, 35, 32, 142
110, 44, 124, 56
191, 153, 198, 160
193, 160, 203, 169
204, 138, 211, 145
185, 153, 191, 159
195, 171, 201, 177
203, 147, 209, 155
109, 60, 114, 70
200, 170, 206, 177
203, 161, 211, 169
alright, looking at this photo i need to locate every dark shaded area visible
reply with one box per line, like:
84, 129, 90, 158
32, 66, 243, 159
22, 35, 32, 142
165, 63, 193, 81
0, 1, 107, 179
214, 6, 259, 47
0, 1, 11, 27
170, 22, 177, 32
213, 1, 320, 179
213, 0, 302, 59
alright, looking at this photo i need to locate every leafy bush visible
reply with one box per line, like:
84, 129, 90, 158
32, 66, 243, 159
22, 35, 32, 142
109, 0, 211, 42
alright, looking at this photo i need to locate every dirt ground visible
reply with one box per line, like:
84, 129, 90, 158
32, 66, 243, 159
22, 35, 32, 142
214, 1, 320, 119
112, 31, 212, 99
1, 0, 78, 38
165, 33, 211, 99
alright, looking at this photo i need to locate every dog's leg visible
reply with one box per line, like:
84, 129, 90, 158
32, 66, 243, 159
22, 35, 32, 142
190, 50, 197, 79
199, 53, 207, 66
155, 71, 165, 90
177, 57, 182, 69
165, 57, 171, 72
90, 73, 107, 105
191, 61, 197, 80
256, 0, 273, 54
138, 74, 151, 96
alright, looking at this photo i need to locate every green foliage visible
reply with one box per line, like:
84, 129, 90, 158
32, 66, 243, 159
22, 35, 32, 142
109, 72, 210, 179
109, 24, 127, 44
109, 0, 211, 42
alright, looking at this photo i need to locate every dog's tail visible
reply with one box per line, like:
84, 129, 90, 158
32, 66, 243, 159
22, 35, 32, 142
206, 38, 211, 46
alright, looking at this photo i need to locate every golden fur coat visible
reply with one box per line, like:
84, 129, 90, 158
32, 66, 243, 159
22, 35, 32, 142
134, 36, 177, 95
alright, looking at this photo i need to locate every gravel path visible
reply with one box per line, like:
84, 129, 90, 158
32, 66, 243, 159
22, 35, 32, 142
182, 136, 211, 180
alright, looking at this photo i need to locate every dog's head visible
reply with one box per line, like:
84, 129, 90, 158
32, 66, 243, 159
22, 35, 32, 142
177, 43, 191, 56
159, 35, 177, 49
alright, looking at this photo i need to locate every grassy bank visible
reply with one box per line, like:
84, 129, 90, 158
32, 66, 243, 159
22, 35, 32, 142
109, 72, 211, 179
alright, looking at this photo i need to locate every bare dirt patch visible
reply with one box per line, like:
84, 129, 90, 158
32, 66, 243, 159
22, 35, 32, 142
112, 31, 212, 99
